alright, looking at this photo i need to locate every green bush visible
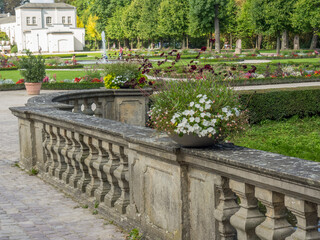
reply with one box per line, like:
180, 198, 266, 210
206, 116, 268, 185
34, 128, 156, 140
19, 51, 46, 83
11, 45, 18, 53
240, 89, 320, 123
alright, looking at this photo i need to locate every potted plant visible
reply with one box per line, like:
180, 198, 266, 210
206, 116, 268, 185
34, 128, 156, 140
19, 50, 46, 95
148, 79, 248, 147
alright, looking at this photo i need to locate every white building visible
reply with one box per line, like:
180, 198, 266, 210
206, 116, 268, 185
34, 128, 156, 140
0, 0, 85, 53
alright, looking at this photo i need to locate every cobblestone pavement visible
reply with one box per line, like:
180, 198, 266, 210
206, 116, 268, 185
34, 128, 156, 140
0, 90, 126, 240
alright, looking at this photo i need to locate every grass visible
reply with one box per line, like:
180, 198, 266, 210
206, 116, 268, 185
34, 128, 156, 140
0, 70, 87, 82
271, 58, 320, 64
229, 116, 320, 162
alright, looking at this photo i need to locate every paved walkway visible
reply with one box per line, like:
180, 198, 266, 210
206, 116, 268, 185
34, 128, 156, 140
0, 90, 126, 240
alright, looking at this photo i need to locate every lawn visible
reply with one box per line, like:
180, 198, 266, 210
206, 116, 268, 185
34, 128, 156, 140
271, 58, 320, 64
0, 70, 87, 82
228, 116, 320, 162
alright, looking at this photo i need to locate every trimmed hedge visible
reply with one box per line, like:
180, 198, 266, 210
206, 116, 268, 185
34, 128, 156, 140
41, 82, 104, 90
45, 64, 84, 69
0, 67, 18, 71
0, 82, 104, 91
240, 89, 320, 123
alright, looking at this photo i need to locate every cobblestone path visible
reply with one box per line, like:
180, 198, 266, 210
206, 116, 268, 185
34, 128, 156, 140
0, 90, 125, 240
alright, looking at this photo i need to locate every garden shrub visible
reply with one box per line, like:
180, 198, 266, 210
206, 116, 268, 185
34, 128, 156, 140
41, 82, 104, 90
240, 89, 320, 123
11, 45, 18, 53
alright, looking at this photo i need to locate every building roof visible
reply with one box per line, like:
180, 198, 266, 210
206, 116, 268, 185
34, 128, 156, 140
16, 3, 75, 10
0, 16, 16, 25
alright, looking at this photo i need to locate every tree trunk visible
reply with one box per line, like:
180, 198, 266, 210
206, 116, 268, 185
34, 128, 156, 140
281, 30, 289, 50
230, 33, 233, 49
107, 38, 110, 50
137, 38, 140, 49
214, 4, 221, 53
310, 31, 318, 49
160, 39, 163, 49
182, 34, 186, 49
186, 36, 189, 49
276, 35, 281, 55
207, 37, 210, 49
130, 39, 133, 50
293, 35, 300, 50
118, 40, 121, 49
257, 34, 262, 50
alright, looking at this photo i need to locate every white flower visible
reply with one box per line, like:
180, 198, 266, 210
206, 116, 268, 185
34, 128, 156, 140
206, 112, 211, 117
200, 113, 206, 118
199, 107, 204, 112
189, 110, 195, 116
171, 118, 176, 124
189, 117, 195, 122
195, 117, 200, 123
189, 102, 195, 107
222, 107, 229, 113
205, 104, 211, 110
202, 95, 208, 100
196, 94, 203, 98
199, 98, 206, 103
195, 104, 201, 109
202, 120, 210, 126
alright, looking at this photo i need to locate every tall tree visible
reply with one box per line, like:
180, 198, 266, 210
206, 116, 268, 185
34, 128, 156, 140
189, 0, 225, 53
291, 0, 320, 49
158, 0, 189, 48
4, 0, 20, 15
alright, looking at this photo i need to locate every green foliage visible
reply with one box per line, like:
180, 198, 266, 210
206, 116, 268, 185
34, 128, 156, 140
11, 45, 18, 53
45, 64, 84, 69
41, 82, 104, 90
229, 116, 320, 162
18, 51, 46, 83
103, 63, 140, 80
126, 228, 143, 240
28, 168, 39, 176
239, 89, 320, 123
0, 31, 9, 41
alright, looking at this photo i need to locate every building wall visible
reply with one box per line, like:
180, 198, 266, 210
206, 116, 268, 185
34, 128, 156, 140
0, 22, 16, 44
0, 4, 84, 52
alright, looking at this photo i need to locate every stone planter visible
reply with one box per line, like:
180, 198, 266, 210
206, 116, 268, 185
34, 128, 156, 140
169, 133, 218, 147
25, 82, 42, 95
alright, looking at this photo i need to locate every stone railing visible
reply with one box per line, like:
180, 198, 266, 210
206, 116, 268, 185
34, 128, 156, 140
10, 90, 320, 240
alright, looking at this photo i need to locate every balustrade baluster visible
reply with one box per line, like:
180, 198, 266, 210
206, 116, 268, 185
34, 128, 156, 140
68, 131, 82, 188
93, 98, 103, 118
229, 180, 265, 240
47, 125, 58, 176
74, 133, 90, 192
113, 145, 130, 214
42, 124, 51, 173
82, 98, 94, 115
93, 139, 110, 202
285, 196, 320, 240
61, 129, 74, 184
214, 175, 239, 240
73, 99, 81, 113
53, 127, 67, 180
83, 136, 100, 197
255, 188, 294, 240
103, 142, 121, 208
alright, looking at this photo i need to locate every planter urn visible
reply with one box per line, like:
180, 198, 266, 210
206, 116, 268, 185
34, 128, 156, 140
25, 82, 42, 95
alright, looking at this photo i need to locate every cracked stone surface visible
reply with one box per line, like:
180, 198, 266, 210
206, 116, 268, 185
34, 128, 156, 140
0, 90, 125, 240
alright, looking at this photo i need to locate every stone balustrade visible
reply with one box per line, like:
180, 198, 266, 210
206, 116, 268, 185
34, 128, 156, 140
10, 90, 320, 240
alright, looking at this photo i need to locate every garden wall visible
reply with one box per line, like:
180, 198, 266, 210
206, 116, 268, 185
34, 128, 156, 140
10, 89, 320, 240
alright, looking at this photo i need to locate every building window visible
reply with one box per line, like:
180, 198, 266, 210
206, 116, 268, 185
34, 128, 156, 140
68, 16, 71, 24
32, 17, 36, 25
26, 17, 30, 25
46, 17, 52, 25
62, 16, 65, 24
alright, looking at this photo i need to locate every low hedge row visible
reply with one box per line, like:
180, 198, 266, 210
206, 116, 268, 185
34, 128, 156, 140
0, 67, 18, 71
239, 88, 320, 123
45, 64, 84, 69
0, 82, 104, 91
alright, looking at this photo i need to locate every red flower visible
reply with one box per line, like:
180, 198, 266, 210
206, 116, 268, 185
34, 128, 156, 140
74, 77, 81, 83
91, 78, 101, 83
201, 46, 207, 51
16, 79, 24, 84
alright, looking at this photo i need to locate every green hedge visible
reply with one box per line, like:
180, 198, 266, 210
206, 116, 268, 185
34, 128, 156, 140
240, 89, 320, 123
0, 67, 18, 71
0, 82, 104, 91
41, 82, 104, 90
45, 64, 84, 69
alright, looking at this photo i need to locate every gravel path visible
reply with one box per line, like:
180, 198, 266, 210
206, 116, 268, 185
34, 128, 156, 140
0, 90, 126, 240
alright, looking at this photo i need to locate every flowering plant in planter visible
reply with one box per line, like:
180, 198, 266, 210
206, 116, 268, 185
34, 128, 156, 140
18, 51, 46, 83
148, 79, 248, 145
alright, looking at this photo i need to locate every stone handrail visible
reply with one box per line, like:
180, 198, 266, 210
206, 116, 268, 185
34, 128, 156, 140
10, 90, 320, 240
